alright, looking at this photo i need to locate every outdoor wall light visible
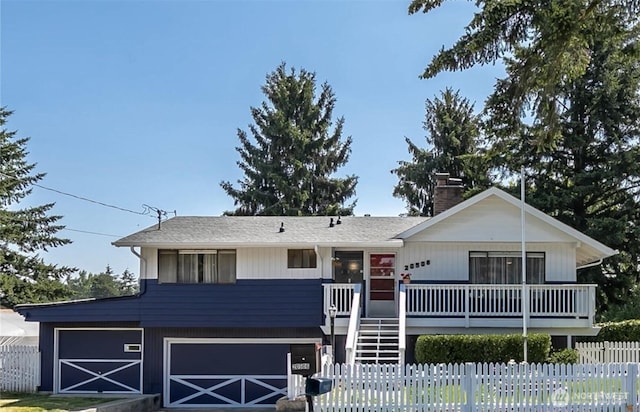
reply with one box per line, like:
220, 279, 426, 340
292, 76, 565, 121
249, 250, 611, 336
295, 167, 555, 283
329, 304, 337, 362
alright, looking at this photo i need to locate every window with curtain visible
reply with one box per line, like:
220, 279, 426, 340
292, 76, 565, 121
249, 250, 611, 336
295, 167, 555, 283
469, 252, 545, 284
158, 250, 236, 284
287, 249, 317, 268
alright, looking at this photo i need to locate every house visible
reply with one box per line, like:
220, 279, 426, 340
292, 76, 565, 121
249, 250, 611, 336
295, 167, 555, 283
15, 177, 617, 408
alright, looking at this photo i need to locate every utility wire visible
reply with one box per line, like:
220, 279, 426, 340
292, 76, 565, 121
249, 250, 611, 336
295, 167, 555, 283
0, 213, 123, 238
62, 228, 123, 238
0, 171, 155, 218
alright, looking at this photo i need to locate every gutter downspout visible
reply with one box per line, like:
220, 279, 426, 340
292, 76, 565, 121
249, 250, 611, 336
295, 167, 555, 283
314, 245, 322, 278
577, 259, 603, 270
130, 247, 148, 297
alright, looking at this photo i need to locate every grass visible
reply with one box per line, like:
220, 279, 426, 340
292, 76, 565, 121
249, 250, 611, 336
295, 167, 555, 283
0, 392, 117, 412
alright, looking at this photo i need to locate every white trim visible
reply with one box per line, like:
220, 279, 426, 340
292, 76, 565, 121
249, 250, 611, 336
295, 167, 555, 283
59, 359, 141, 393
54, 327, 143, 395
54, 327, 59, 393
164, 337, 320, 345
163, 337, 321, 408
365, 251, 398, 317
397, 187, 618, 262
116, 240, 405, 249
169, 375, 288, 407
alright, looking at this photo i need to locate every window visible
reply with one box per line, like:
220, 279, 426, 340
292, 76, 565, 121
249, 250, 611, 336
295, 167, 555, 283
369, 253, 396, 301
469, 252, 545, 284
288, 249, 317, 269
158, 250, 236, 284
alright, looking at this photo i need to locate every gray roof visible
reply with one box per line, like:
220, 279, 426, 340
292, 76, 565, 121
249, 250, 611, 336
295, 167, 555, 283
113, 216, 428, 248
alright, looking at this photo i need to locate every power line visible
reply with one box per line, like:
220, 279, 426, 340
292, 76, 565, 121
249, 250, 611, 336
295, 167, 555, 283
0, 213, 123, 238
0, 171, 156, 218
62, 228, 123, 238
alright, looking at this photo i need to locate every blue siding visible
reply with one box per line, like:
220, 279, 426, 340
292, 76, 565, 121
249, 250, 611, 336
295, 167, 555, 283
18, 297, 141, 323
139, 279, 323, 327
38, 324, 55, 391
17, 279, 323, 328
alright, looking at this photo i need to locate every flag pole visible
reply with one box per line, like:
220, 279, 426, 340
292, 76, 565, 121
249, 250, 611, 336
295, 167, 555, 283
521, 166, 528, 363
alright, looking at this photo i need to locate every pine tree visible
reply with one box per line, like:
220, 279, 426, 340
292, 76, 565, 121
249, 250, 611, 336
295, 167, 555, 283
221, 63, 358, 216
119, 269, 138, 295
409, 0, 640, 146
391, 89, 490, 216
0, 107, 74, 307
484, 8, 640, 312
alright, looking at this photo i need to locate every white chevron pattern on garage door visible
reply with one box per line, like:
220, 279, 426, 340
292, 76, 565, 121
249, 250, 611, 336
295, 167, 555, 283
167, 374, 287, 407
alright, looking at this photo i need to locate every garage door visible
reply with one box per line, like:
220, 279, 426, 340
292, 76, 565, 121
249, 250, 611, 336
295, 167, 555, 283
56, 328, 142, 394
165, 339, 297, 408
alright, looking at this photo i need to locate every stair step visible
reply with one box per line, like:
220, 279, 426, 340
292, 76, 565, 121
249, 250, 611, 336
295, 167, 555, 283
358, 330, 398, 334
357, 342, 399, 346
354, 317, 402, 365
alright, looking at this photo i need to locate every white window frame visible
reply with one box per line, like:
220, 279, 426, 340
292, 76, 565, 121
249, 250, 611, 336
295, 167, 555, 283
158, 249, 236, 284
469, 251, 545, 284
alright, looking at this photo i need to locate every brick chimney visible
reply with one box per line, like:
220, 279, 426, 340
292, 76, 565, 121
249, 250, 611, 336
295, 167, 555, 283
433, 172, 464, 215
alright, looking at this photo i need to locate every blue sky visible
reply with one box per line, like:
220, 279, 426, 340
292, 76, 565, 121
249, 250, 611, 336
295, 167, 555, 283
1, 0, 504, 276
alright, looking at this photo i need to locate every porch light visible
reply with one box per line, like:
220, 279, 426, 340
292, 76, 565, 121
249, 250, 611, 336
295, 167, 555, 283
329, 304, 337, 319
329, 304, 337, 362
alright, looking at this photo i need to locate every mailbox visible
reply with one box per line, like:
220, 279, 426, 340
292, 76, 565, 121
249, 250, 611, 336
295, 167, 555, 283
290, 344, 319, 376
305, 377, 333, 396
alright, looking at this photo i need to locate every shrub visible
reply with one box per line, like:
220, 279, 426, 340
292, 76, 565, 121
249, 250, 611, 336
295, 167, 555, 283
596, 319, 640, 341
547, 348, 579, 364
414, 333, 551, 364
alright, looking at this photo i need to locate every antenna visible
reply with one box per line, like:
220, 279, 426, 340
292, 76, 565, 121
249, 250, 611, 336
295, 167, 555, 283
143, 204, 173, 229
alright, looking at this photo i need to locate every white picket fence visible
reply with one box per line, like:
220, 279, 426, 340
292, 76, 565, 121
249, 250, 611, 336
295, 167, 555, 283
576, 341, 640, 364
0, 345, 40, 392
295, 362, 640, 412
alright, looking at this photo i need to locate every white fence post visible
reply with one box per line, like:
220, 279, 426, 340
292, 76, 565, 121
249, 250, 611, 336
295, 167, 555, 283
627, 363, 638, 412
462, 362, 476, 412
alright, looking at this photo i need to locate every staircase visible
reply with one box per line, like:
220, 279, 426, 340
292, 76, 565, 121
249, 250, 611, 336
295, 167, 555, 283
354, 318, 401, 364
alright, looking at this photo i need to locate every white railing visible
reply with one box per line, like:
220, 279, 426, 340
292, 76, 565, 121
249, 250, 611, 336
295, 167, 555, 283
0, 345, 40, 392
314, 362, 640, 412
344, 284, 361, 366
576, 341, 640, 364
405, 284, 595, 319
322, 283, 357, 319
398, 284, 406, 365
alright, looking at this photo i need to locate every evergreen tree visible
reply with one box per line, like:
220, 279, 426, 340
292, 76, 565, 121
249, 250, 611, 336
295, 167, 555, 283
391, 88, 490, 216
0, 108, 74, 307
66, 266, 139, 299
120, 269, 139, 295
221, 63, 358, 216
484, 7, 640, 312
409, 0, 640, 146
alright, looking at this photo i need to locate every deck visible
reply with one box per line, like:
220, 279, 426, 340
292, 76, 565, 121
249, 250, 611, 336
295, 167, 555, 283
322, 283, 597, 334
